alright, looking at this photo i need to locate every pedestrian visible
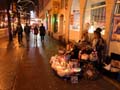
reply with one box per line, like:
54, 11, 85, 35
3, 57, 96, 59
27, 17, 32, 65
34, 25, 38, 41
80, 29, 90, 43
24, 23, 31, 41
16, 23, 23, 44
92, 27, 106, 69
39, 23, 46, 42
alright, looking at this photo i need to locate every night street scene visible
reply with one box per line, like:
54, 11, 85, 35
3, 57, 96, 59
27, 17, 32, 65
0, 0, 120, 90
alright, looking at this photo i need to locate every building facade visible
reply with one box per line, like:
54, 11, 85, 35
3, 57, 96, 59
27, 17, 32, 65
39, 0, 120, 54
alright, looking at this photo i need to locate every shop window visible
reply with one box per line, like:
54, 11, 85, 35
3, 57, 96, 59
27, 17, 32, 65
84, 0, 106, 35
91, 7, 105, 23
52, 14, 58, 33
91, 2, 106, 34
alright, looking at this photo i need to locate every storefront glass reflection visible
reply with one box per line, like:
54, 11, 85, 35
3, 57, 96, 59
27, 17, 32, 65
0, 10, 8, 29
84, 0, 106, 35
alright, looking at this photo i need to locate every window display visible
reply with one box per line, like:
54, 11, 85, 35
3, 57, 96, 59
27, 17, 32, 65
84, 0, 106, 35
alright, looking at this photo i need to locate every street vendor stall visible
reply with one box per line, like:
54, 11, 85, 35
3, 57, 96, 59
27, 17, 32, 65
49, 42, 100, 83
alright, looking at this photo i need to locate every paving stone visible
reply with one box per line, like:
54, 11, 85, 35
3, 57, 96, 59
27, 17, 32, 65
0, 34, 119, 90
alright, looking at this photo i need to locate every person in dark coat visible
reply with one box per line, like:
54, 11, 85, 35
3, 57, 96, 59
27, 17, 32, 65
34, 25, 38, 41
39, 23, 46, 42
92, 27, 106, 69
16, 23, 23, 44
24, 23, 31, 41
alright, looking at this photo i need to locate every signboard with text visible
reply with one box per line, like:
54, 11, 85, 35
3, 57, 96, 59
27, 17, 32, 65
111, 15, 120, 42
70, 10, 80, 31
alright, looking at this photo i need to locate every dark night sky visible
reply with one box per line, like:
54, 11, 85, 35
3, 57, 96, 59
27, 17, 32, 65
0, 0, 38, 10
0, 0, 8, 9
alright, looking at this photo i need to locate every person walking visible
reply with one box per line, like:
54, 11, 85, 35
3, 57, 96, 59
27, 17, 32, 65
24, 23, 31, 41
16, 23, 23, 44
34, 25, 38, 41
39, 23, 46, 42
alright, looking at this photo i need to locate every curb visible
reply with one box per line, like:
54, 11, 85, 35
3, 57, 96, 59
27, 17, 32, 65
103, 75, 120, 89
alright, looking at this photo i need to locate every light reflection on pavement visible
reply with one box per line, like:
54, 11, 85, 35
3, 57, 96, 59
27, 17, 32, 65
0, 33, 119, 90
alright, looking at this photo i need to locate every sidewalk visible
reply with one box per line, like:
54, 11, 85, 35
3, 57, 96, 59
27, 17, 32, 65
103, 76, 120, 89
0, 33, 119, 90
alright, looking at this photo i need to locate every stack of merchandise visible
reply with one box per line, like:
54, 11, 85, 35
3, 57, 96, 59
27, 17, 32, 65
50, 49, 81, 77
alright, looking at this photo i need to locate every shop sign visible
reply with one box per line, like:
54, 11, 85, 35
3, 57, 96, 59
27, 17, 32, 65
69, 10, 80, 31
111, 15, 120, 42
72, 10, 80, 30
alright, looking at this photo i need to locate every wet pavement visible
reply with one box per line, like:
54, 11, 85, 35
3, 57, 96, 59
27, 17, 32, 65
0, 33, 119, 90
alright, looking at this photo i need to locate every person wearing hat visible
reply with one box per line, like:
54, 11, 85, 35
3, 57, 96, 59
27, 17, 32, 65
92, 27, 106, 69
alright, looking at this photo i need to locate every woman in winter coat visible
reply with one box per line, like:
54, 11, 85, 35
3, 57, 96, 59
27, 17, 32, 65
92, 28, 106, 69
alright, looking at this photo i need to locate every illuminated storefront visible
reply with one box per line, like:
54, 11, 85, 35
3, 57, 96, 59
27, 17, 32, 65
38, 0, 120, 54
84, 0, 106, 36
52, 0, 59, 33
52, 14, 58, 33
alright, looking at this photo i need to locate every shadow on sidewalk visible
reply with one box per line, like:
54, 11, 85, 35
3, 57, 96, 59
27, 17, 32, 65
6, 41, 15, 51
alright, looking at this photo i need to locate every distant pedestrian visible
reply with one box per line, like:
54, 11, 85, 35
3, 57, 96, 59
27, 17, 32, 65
16, 23, 23, 44
24, 23, 31, 41
39, 23, 46, 42
34, 25, 38, 41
